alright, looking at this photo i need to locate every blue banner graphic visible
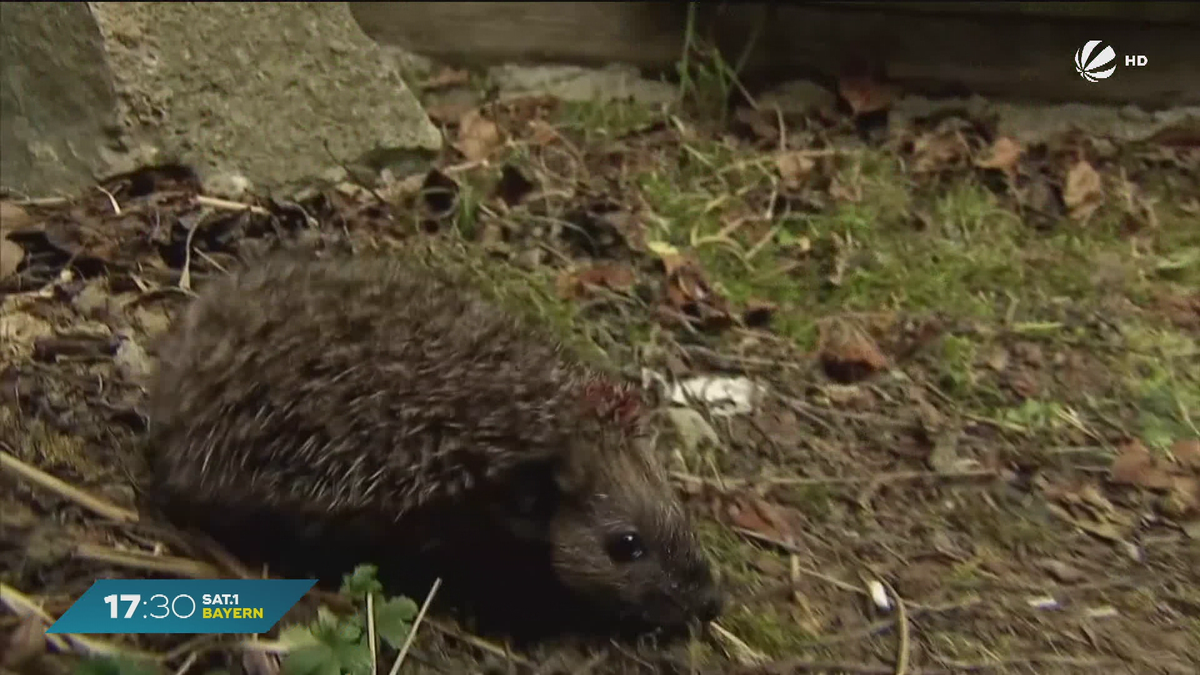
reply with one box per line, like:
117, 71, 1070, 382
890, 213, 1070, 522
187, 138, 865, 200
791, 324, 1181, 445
46, 579, 316, 634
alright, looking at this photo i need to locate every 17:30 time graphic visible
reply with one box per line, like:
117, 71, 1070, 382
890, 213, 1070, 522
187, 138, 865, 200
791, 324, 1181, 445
48, 579, 314, 634
103, 593, 200, 620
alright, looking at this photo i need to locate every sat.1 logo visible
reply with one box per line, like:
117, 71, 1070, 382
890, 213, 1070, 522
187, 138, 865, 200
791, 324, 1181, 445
1074, 40, 1148, 83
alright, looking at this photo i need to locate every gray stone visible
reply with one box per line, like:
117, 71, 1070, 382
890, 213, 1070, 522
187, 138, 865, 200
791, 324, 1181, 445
1, 2, 122, 198
487, 63, 676, 105
1, 2, 442, 198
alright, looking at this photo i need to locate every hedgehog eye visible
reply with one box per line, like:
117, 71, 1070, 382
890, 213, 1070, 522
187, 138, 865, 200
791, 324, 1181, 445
606, 531, 646, 563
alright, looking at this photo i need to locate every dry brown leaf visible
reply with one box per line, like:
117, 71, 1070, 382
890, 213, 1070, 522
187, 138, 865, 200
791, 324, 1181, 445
1161, 476, 1200, 517
454, 109, 503, 162
817, 318, 889, 383
650, 248, 734, 331
975, 136, 1023, 175
528, 119, 559, 146
728, 496, 801, 545
1110, 439, 1175, 490
1, 200, 35, 231
557, 263, 636, 300
1063, 160, 1104, 221
776, 151, 816, 189
837, 75, 898, 116
664, 259, 711, 307
913, 130, 971, 174
1, 237, 25, 278
1171, 438, 1200, 470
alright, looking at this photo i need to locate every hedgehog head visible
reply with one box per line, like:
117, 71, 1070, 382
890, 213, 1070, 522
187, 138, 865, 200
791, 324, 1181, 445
528, 375, 723, 630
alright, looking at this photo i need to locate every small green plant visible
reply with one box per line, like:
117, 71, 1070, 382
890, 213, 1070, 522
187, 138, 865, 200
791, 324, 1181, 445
280, 565, 419, 675
675, 3, 742, 123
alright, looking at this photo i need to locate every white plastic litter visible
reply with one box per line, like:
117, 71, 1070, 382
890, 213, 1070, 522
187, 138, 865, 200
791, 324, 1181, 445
868, 580, 892, 611
662, 374, 765, 416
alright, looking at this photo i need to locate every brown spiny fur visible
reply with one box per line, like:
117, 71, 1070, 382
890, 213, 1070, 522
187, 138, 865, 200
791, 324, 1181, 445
144, 251, 721, 631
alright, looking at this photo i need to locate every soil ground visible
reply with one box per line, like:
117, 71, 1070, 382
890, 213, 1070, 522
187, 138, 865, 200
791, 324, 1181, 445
2, 64, 1199, 675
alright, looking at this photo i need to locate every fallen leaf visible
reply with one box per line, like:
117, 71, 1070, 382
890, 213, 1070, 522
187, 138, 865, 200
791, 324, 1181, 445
1110, 439, 1174, 490
836, 75, 898, 116
728, 496, 801, 545
454, 109, 503, 162
913, 128, 972, 174
1161, 476, 1200, 517
1171, 438, 1200, 470
556, 263, 636, 300
1, 237, 25, 278
817, 318, 889, 383
975, 136, 1023, 175
527, 119, 559, 146
1063, 160, 1103, 221
1, 200, 35, 230
776, 151, 817, 189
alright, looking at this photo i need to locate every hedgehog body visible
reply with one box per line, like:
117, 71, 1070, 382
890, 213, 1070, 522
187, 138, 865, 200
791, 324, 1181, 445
144, 252, 721, 631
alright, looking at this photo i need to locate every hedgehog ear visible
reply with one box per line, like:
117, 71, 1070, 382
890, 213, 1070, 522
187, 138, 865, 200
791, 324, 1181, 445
550, 445, 596, 497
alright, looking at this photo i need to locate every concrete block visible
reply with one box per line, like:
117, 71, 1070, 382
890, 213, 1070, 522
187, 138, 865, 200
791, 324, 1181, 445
1, 2, 441, 198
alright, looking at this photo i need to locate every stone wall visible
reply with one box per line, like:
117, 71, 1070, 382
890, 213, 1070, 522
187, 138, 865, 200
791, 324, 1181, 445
1, 2, 440, 199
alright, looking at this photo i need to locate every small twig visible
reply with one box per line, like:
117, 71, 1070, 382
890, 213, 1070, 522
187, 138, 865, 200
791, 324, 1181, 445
95, 185, 121, 215
178, 213, 201, 292
710, 621, 768, 665
386, 577, 440, 675
195, 195, 270, 216
367, 592, 378, 675
74, 543, 223, 578
171, 651, 199, 675
13, 196, 71, 206
0, 448, 139, 523
0, 583, 159, 660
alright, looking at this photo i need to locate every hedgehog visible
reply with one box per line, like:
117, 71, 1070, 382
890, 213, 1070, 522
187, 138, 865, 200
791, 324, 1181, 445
142, 249, 722, 633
